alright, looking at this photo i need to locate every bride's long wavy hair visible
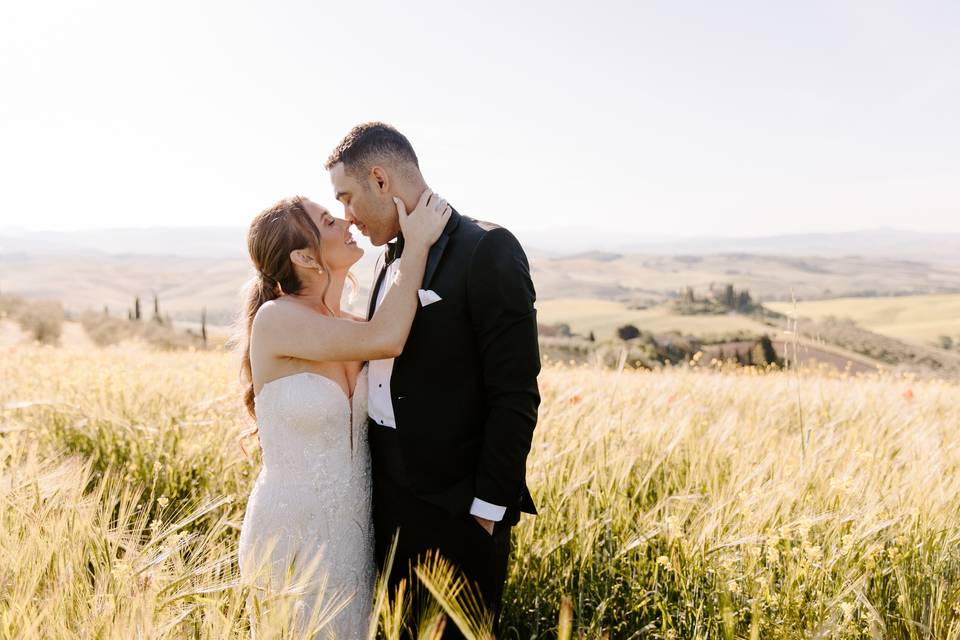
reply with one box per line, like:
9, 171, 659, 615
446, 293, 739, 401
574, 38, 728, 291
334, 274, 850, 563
232, 196, 354, 452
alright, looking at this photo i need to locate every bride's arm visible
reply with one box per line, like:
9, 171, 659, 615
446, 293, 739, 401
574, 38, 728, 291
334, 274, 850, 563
254, 191, 449, 363
255, 246, 429, 361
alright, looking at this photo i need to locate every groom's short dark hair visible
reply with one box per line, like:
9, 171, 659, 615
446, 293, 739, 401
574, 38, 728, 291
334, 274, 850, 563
325, 122, 419, 177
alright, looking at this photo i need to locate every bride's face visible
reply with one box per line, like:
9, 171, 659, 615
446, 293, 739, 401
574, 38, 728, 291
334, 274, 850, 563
301, 199, 363, 271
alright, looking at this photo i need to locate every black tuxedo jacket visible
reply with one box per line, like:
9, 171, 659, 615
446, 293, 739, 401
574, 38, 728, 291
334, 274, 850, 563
367, 209, 540, 523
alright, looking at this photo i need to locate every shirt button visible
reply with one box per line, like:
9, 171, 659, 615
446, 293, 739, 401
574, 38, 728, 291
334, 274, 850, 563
379, 384, 382, 388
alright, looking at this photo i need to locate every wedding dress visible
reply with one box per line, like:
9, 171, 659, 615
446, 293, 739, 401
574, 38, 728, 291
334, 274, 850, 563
239, 367, 374, 639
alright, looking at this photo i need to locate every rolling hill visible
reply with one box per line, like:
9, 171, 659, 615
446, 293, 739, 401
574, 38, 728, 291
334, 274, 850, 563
766, 294, 960, 345
2, 227, 959, 333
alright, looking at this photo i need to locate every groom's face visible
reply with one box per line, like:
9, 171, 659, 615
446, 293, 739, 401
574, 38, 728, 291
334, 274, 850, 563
329, 162, 398, 247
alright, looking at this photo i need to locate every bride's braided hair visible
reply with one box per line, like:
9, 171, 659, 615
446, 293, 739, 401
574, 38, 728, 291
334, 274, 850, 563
233, 196, 329, 450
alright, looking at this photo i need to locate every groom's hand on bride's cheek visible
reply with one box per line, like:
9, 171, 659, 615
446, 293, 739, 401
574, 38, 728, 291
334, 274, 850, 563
474, 515, 495, 535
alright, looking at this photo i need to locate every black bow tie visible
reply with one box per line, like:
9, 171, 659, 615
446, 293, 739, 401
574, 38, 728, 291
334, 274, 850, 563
385, 234, 405, 265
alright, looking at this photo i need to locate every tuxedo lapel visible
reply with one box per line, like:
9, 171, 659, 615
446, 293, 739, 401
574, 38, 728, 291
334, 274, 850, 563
367, 257, 388, 321
422, 210, 462, 291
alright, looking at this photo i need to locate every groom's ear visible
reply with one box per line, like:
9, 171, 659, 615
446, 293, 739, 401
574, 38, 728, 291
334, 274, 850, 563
370, 166, 390, 193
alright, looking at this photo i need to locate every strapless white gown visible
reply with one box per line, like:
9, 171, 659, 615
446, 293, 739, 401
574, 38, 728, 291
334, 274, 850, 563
239, 367, 374, 639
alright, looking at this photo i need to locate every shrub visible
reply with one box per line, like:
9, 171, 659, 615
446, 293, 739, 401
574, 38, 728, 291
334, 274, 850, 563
80, 310, 206, 350
617, 324, 641, 340
0, 294, 63, 345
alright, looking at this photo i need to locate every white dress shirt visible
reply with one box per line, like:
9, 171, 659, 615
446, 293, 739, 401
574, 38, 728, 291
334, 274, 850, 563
368, 257, 400, 429
368, 254, 506, 523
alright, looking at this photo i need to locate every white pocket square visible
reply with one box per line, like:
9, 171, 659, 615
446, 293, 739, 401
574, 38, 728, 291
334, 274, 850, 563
418, 289, 443, 307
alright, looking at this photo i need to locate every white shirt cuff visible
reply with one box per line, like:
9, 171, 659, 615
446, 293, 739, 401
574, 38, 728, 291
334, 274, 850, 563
469, 497, 506, 522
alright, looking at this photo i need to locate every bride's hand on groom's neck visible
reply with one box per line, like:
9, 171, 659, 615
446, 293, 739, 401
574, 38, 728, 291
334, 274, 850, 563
395, 188, 451, 253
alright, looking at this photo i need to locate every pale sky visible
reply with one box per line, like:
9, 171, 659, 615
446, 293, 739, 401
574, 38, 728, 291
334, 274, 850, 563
1, 0, 958, 237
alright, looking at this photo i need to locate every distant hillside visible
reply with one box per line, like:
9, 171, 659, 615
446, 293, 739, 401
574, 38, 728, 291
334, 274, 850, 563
517, 227, 960, 264
2, 227, 959, 325
530, 251, 960, 304
6, 226, 960, 263
0, 226, 248, 258
767, 294, 960, 345
556, 251, 623, 262
0, 251, 382, 326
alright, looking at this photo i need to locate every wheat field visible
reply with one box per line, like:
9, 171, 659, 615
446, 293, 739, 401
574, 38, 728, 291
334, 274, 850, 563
2, 343, 960, 639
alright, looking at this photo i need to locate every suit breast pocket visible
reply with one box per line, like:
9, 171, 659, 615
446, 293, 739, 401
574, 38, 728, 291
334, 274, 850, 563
410, 293, 467, 356
417, 291, 462, 319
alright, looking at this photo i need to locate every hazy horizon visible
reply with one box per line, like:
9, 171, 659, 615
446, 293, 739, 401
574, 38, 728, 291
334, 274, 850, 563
4, 223, 960, 264
3, 221, 959, 240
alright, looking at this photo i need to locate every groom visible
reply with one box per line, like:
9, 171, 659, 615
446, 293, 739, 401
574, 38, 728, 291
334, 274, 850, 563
326, 122, 540, 636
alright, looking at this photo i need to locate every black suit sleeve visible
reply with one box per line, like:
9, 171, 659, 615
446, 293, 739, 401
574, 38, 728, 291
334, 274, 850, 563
466, 227, 541, 508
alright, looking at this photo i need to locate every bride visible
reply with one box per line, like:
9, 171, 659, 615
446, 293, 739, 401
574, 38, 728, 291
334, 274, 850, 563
236, 189, 450, 638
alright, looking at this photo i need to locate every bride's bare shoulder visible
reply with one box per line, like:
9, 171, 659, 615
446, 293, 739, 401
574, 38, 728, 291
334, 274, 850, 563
252, 298, 281, 323
253, 298, 320, 332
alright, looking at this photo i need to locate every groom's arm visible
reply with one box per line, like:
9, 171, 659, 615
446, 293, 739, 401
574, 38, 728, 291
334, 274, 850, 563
466, 227, 541, 519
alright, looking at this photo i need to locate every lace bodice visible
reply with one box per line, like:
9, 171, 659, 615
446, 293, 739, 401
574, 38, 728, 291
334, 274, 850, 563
239, 367, 374, 639
254, 370, 370, 483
